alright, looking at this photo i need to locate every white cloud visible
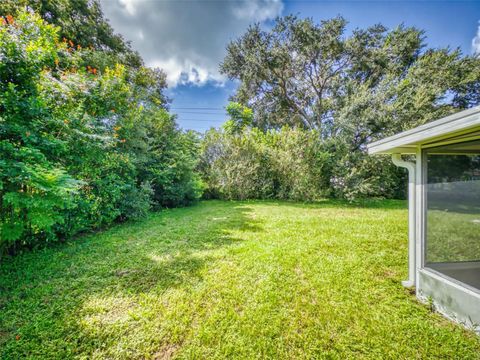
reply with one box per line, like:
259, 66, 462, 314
472, 21, 480, 55
150, 58, 224, 87
233, 0, 283, 21
118, 0, 139, 16
101, 0, 284, 87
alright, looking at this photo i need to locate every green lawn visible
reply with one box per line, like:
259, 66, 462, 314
1, 200, 479, 359
427, 210, 480, 262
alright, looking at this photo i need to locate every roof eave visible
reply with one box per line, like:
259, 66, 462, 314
367, 145, 417, 155
367, 106, 480, 155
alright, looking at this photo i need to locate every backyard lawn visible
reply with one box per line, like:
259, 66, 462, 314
1, 200, 480, 359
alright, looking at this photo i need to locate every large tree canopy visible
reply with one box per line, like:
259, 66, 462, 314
221, 15, 480, 142
199, 16, 480, 201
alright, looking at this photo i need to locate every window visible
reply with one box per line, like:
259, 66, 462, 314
425, 139, 480, 290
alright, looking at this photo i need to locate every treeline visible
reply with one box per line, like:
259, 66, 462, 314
0, 9, 202, 254
3, 3, 480, 254
199, 104, 403, 201
199, 16, 480, 201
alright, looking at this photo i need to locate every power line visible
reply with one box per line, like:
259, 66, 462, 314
173, 111, 227, 115
176, 119, 225, 122
170, 107, 225, 110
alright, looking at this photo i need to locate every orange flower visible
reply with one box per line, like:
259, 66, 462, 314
15, 335, 20, 341
77, 44, 82, 50
68, 40, 74, 47
6, 15, 14, 25
92, 68, 97, 75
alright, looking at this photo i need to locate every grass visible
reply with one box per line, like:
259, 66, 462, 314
427, 209, 480, 262
1, 200, 480, 359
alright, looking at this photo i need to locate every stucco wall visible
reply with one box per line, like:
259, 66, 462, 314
418, 269, 480, 334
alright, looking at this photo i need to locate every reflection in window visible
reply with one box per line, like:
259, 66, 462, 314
425, 140, 480, 290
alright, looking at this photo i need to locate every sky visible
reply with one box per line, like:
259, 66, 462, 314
100, 0, 480, 132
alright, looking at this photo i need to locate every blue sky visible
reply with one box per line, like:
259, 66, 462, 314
102, 1, 480, 132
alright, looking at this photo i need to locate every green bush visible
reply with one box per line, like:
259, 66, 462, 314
329, 145, 406, 201
199, 123, 406, 202
199, 127, 333, 201
0, 12, 202, 255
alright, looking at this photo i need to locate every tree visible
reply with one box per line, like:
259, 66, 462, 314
0, 0, 142, 67
0, 12, 81, 249
221, 15, 480, 139
0, 12, 202, 255
223, 102, 254, 134
0, 1, 169, 109
217, 15, 480, 200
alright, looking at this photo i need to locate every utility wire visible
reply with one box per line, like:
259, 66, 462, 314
173, 111, 226, 115
178, 118, 225, 122
171, 107, 224, 110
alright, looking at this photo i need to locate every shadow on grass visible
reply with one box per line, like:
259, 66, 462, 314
235, 198, 407, 210
0, 201, 261, 356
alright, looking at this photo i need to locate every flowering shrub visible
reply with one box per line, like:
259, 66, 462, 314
0, 12, 202, 254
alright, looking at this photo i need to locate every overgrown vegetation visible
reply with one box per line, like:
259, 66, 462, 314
199, 16, 480, 200
200, 111, 403, 200
1, 4, 480, 355
2, 3, 480, 255
0, 9, 202, 254
1, 200, 480, 358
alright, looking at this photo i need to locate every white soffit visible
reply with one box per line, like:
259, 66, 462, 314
368, 106, 480, 154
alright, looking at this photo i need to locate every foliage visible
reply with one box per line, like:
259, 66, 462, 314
199, 99, 406, 201
1, 200, 480, 358
218, 16, 480, 201
0, 11, 202, 254
0, 0, 142, 67
222, 15, 480, 132
199, 125, 333, 200
328, 143, 405, 200
126, 108, 204, 208
223, 102, 254, 134
0, 12, 81, 251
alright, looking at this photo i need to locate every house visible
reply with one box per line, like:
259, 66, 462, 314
368, 106, 480, 332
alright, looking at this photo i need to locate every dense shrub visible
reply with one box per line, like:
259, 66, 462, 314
0, 12, 202, 254
328, 144, 405, 201
199, 101, 406, 202
199, 127, 334, 201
